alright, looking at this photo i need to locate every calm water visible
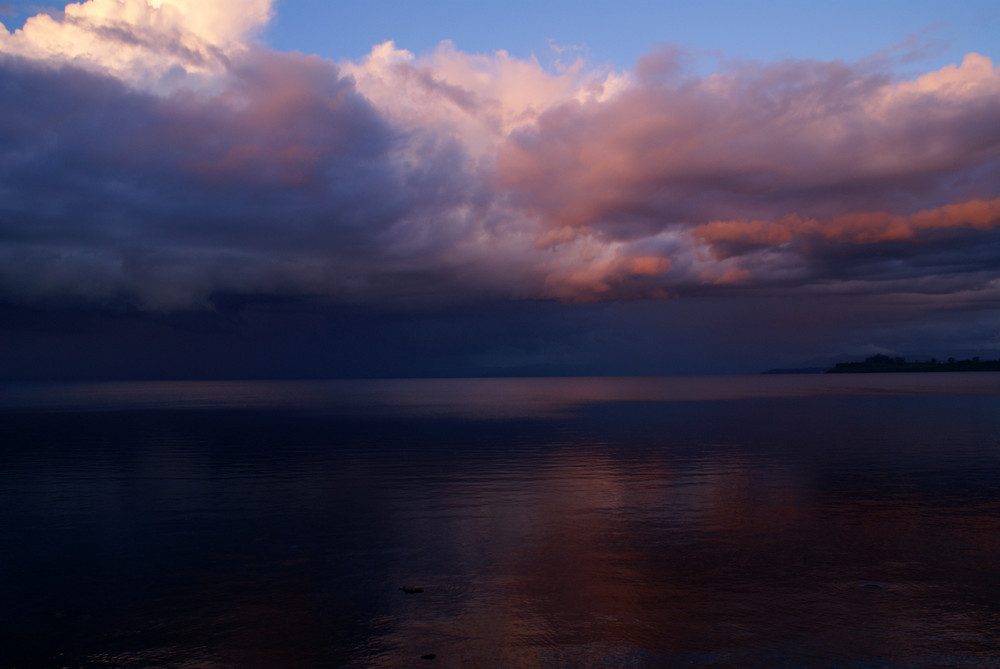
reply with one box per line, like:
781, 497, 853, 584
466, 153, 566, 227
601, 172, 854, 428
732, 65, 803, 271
2, 375, 1000, 668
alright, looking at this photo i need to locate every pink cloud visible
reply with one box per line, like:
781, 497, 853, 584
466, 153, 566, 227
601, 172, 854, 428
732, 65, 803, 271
498, 50, 1000, 238
543, 252, 673, 302
694, 198, 1000, 256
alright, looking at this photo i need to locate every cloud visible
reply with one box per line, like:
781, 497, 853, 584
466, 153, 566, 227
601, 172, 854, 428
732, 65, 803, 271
499, 51, 1000, 234
339, 40, 627, 158
497, 49, 1000, 296
0, 51, 558, 310
0, 0, 272, 88
695, 198, 1000, 252
0, 1, 999, 316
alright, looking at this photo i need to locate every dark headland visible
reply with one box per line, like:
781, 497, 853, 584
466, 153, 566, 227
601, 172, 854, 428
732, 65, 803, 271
826, 354, 1000, 373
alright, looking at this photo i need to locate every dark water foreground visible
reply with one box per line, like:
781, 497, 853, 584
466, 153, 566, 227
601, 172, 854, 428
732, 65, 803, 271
2, 375, 1000, 668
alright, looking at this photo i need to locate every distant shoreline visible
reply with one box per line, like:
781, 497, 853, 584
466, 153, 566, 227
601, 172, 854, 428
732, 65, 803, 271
826, 354, 1000, 374
760, 368, 827, 375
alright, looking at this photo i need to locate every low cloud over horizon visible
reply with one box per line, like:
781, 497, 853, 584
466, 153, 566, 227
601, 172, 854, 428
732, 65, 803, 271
2, 0, 999, 376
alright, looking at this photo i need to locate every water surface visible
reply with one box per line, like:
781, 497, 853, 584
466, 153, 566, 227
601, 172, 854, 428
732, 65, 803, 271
2, 374, 999, 667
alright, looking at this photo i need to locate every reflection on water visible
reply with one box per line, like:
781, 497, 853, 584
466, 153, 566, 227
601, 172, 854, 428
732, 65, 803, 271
2, 375, 1000, 667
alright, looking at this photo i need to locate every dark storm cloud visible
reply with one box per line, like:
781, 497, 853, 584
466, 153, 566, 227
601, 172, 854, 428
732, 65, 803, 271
0, 51, 515, 309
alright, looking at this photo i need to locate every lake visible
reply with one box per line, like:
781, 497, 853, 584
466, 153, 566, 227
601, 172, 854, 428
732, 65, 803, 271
2, 374, 1000, 667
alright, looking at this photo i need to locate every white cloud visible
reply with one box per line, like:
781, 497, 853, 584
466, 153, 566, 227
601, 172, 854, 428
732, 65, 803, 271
0, 0, 272, 88
341, 40, 628, 157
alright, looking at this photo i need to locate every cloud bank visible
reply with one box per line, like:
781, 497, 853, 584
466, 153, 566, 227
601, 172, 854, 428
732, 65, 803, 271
1, 0, 999, 315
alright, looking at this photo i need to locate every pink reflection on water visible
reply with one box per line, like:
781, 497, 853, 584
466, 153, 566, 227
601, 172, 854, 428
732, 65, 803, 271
356, 441, 1000, 666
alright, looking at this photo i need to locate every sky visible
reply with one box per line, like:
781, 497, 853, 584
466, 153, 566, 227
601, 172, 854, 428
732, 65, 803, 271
0, 0, 998, 379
